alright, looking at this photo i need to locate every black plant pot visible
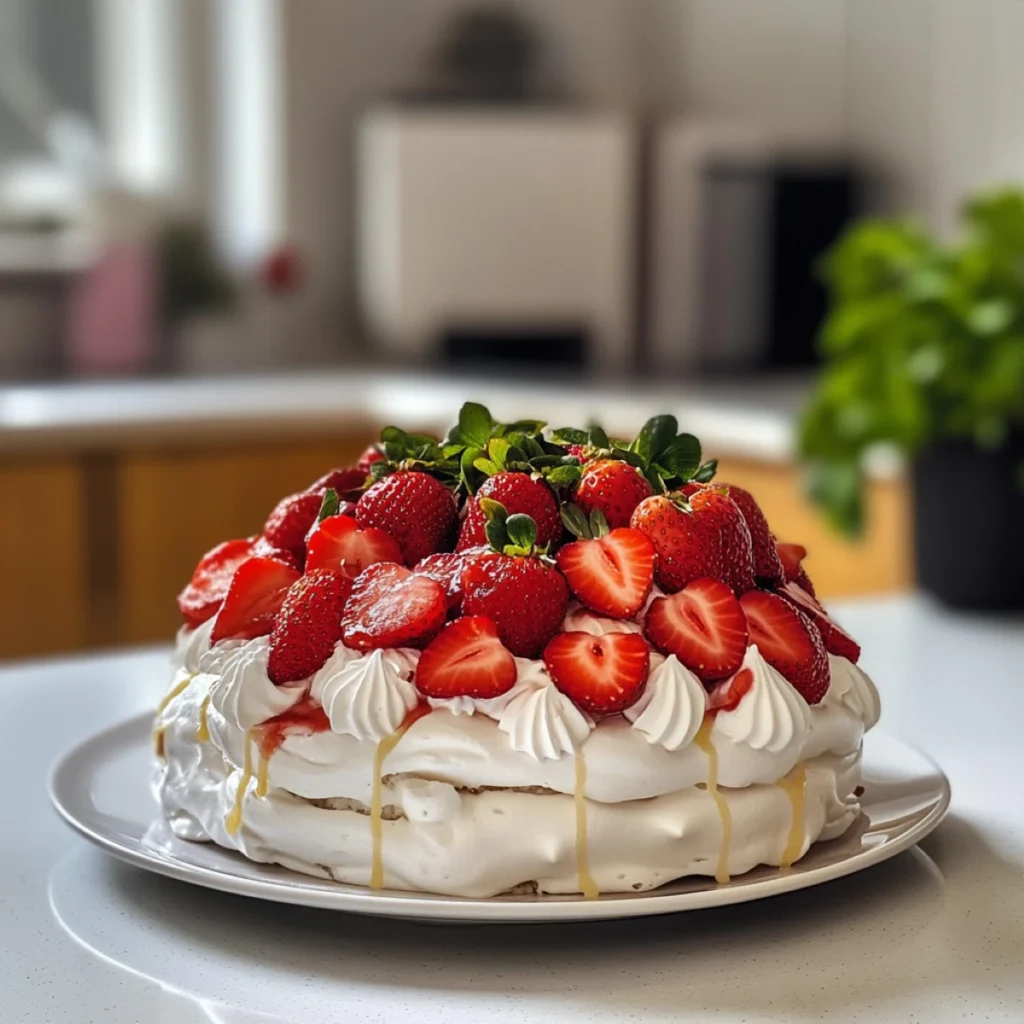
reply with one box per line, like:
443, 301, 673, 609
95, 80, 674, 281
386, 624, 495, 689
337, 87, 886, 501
912, 431, 1024, 610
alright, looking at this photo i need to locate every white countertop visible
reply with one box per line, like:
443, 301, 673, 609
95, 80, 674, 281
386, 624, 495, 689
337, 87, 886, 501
4, 594, 1022, 1022
0, 370, 809, 462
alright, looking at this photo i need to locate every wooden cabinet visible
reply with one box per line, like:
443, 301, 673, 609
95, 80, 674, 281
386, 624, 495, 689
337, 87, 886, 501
117, 435, 373, 644
0, 459, 86, 659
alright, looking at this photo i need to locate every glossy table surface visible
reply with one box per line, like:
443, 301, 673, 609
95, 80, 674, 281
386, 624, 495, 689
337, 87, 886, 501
4, 594, 1023, 1022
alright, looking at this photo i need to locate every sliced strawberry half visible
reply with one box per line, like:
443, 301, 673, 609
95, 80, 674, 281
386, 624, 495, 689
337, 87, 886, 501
177, 538, 255, 628
644, 578, 748, 682
211, 556, 302, 643
556, 527, 655, 619
739, 589, 829, 704
251, 534, 301, 570
305, 514, 402, 577
543, 631, 650, 716
414, 552, 468, 611
778, 581, 861, 663
776, 541, 816, 597
416, 616, 517, 699
341, 562, 448, 650
267, 569, 353, 684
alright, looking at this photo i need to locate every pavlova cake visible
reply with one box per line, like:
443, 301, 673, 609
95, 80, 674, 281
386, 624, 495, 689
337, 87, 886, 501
154, 404, 880, 898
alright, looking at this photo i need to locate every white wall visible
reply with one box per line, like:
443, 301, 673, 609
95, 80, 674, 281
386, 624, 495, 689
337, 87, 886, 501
667, 0, 1024, 238
280, 0, 641, 354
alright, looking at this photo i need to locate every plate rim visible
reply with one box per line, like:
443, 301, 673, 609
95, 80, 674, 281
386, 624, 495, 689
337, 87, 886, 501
50, 711, 951, 923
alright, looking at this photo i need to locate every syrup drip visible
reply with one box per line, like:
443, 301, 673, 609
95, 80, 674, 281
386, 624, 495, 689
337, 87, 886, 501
225, 730, 254, 835
574, 751, 599, 899
152, 675, 192, 753
224, 695, 329, 835
778, 764, 807, 869
195, 695, 212, 742
695, 716, 732, 884
370, 703, 431, 891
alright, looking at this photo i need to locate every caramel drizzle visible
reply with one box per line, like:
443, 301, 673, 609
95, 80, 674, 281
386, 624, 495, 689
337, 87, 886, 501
778, 764, 807, 869
695, 716, 732, 884
195, 695, 212, 742
225, 730, 254, 836
370, 705, 431, 890
574, 751, 599, 899
152, 675, 193, 754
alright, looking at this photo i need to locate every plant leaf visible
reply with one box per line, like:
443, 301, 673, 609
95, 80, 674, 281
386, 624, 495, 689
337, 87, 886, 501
460, 446, 485, 493
458, 402, 495, 449
473, 458, 500, 476
658, 434, 702, 479
318, 488, 340, 521
488, 437, 511, 472
479, 498, 508, 523
484, 518, 509, 552
551, 427, 588, 445
588, 508, 609, 538
504, 513, 537, 551
634, 415, 678, 464
589, 423, 611, 449
560, 503, 590, 539
692, 459, 718, 484
546, 464, 582, 487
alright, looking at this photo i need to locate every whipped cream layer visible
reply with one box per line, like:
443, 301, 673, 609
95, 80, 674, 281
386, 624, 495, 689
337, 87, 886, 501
156, 620, 878, 897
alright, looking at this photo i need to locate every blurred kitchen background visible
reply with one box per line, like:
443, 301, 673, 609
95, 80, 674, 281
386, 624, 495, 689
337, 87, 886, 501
2, 0, 1022, 660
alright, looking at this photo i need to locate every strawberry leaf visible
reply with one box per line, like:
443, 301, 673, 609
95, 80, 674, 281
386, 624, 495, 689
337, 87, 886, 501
634, 415, 678, 464
473, 458, 500, 476
657, 433, 702, 481
552, 427, 588, 445
460, 446, 485, 493
458, 402, 496, 449
588, 508, 609, 538
589, 423, 611, 449
485, 518, 509, 552
692, 459, 719, 483
488, 437, 511, 471
318, 488, 340, 521
505, 513, 537, 551
505, 419, 547, 434
479, 498, 508, 523
546, 464, 582, 487
560, 503, 590, 539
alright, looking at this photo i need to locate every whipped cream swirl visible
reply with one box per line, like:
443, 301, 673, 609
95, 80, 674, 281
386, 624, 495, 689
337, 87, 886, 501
209, 637, 305, 732
714, 645, 811, 753
173, 619, 213, 675
624, 655, 706, 751
826, 654, 881, 729
314, 647, 419, 742
498, 662, 593, 761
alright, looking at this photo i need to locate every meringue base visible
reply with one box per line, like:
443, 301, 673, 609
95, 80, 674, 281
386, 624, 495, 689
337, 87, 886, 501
155, 678, 864, 899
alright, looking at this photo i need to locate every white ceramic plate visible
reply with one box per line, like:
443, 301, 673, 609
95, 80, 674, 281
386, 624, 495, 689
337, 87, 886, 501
50, 712, 950, 924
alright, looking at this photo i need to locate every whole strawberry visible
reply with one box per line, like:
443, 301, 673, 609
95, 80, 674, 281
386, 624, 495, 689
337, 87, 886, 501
267, 569, 353, 684
689, 488, 756, 594
574, 459, 653, 530
459, 505, 568, 657
356, 470, 457, 566
456, 472, 560, 552
462, 554, 568, 657
630, 495, 722, 593
263, 491, 324, 560
724, 484, 784, 585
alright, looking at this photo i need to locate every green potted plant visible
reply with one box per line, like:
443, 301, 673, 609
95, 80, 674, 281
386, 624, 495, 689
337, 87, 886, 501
800, 187, 1024, 610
